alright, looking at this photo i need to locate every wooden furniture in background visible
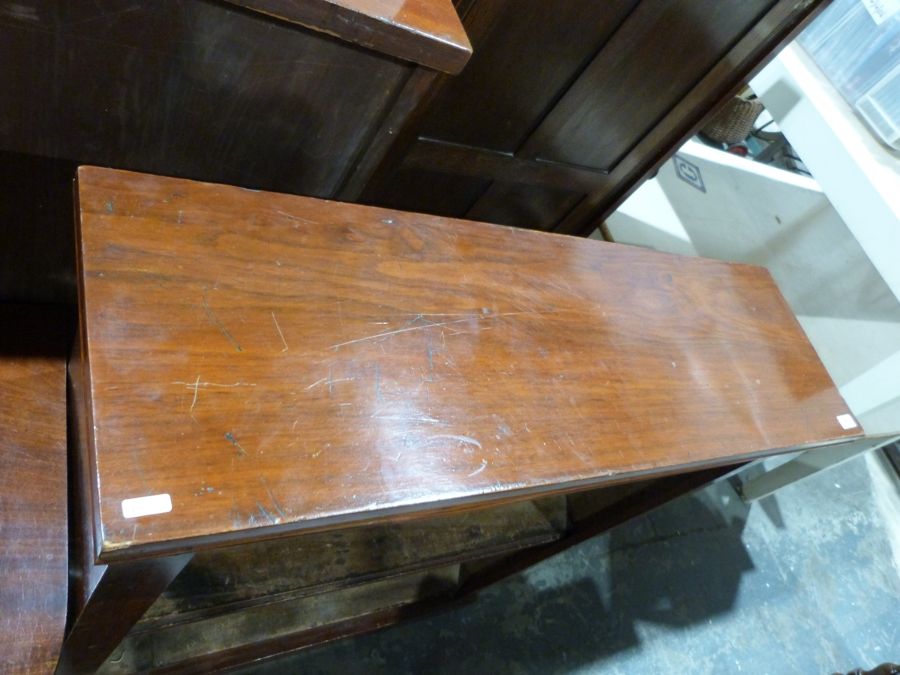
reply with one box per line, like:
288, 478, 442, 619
358, 0, 830, 234
0, 0, 828, 306
220, 0, 473, 73
0, 305, 69, 674
0, 0, 469, 306
62, 167, 860, 671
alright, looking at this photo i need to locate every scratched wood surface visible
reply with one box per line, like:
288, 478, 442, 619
0, 305, 68, 674
75, 166, 860, 561
222, 0, 471, 74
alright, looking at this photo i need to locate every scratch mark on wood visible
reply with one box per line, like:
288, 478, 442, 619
468, 459, 488, 477
371, 414, 444, 425
304, 377, 327, 391
174, 381, 256, 388
224, 431, 247, 457
259, 477, 287, 519
275, 209, 316, 225
329, 315, 505, 350
271, 311, 288, 351
202, 296, 242, 352
189, 374, 200, 416
374, 362, 382, 403
427, 434, 482, 449
230, 498, 243, 528
255, 501, 278, 524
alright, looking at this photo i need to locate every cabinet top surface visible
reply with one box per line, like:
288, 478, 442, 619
75, 166, 858, 560
223, 0, 472, 73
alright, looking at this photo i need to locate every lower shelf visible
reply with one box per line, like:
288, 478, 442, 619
100, 496, 568, 671
97, 471, 732, 672
102, 565, 460, 673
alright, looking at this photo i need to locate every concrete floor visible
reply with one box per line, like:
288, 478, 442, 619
242, 451, 900, 674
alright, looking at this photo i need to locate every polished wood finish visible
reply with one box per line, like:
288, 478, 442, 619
76, 166, 859, 563
223, 0, 471, 74
361, 0, 829, 234
0, 305, 69, 674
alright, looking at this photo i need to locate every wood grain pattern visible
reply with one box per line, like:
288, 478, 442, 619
418, 0, 639, 152
75, 166, 860, 562
0, 0, 413, 199
0, 305, 68, 675
521, 0, 774, 172
222, 0, 471, 73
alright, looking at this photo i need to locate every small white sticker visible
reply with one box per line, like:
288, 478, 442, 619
122, 493, 172, 518
861, 0, 900, 25
836, 413, 858, 430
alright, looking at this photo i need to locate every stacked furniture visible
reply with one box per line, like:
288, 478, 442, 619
0, 1, 843, 671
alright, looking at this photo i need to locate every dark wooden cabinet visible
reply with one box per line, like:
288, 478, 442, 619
357, 0, 827, 235
0, 0, 465, 199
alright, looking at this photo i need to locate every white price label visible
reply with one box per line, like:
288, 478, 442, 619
122, 493, 172, 518
836, 414, 859, 430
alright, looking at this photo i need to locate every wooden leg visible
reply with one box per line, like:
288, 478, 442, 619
737, 435, 900, 502
56, 553, 192, 674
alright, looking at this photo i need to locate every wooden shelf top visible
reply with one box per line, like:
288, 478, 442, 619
222, 0, 472, 74
75, 166, 860, 561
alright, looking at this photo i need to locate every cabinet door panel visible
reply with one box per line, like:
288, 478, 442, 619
466, 182, 583, 232
422, 0, 639, 153
524, 0, 775, 172
0, 0, 410, 197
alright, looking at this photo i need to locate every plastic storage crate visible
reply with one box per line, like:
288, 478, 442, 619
798, 0, 900, 149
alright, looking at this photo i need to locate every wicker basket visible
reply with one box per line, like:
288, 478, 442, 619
701, 97, 765, 144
